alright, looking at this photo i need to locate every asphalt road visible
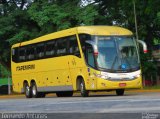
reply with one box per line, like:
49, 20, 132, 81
0, 91, 160, 119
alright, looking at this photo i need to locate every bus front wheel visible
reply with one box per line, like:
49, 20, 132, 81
80, 80, 89, 97
24, 82, 32, 98
116, 89, 124, 96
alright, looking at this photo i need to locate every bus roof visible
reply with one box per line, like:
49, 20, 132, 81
12, 26, 133, 48
77, 26, 132, 35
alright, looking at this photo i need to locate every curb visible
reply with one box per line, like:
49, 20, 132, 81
127, 89, 160, 93
0, 94, 24, 99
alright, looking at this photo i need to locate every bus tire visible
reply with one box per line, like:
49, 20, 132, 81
56, 91, 73, 97
80, 80, 89, 97
24, 82, 32, 98
31, 82, 44, 98
116, 89, 124, 96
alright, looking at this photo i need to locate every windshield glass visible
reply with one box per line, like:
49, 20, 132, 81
96, 36, 140, 72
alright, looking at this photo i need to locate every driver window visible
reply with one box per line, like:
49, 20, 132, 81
86, 45, 95, 68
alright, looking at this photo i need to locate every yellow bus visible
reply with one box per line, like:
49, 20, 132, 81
11, 26, 146, 98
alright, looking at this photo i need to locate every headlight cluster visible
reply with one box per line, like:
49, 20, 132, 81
134, 74, 141, 78
94, 73, 109, 79
94, 72, 141, 80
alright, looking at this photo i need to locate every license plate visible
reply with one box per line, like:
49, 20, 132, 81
119, 83, 126, 87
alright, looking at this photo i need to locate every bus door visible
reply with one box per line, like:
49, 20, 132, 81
85, 43, 97, 89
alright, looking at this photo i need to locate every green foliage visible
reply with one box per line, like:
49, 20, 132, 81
140, 53, 157, 77
0, 78, 12, 86
153, 38, 160, 45
157, 12, 160, 25
0, 65, 10, 78
6, 9, 40, 45
8, 30, 31, 45
28, 1, 97, 32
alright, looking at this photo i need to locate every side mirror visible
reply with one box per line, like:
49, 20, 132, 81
138, 40, 147, 53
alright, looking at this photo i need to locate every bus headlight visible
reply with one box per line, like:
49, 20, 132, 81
95, 73, 109, 79
134, 74, 141, 78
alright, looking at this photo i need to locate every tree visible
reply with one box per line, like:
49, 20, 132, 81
0, 0, 39, 71
27, 0, 97, 34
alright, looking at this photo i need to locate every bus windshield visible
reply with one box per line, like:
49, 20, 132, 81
95, 36, 140, 72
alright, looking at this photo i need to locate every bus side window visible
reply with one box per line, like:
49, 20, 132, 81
57, 38, 67, 56
19, 47, 26, 62
12, 48, 18, 62
69, 36, 80, 57
26, 46, 35, 61
46, 41, 55, 57
36, 43, 45, 59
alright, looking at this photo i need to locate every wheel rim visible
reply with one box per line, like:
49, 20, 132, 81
25, 85, 30, 96
80, 82, 84, 93
32, 85, 36, 96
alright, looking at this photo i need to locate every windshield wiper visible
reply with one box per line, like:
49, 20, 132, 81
111, 55, 118, 71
